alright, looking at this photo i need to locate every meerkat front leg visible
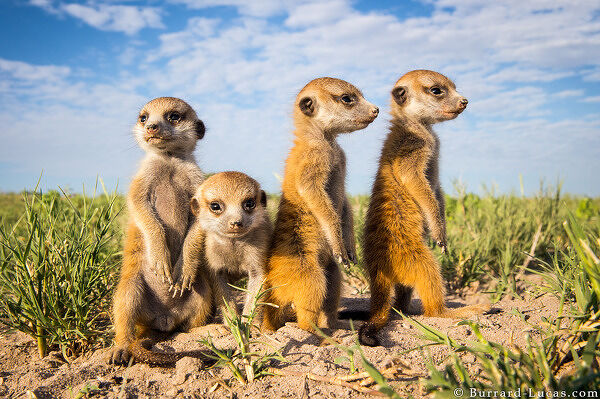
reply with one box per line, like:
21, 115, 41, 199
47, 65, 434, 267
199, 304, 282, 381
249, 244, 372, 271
297, 155, 349, 266
434, 184, 447, 247
341, 197, 357, 264
399, 168, 447, 252
129, 178, 173, 284
170, 220, 204, 297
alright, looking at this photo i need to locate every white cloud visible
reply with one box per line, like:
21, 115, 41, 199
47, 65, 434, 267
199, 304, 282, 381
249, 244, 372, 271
581, 96, 600, 103
59, 3, 164, 35
4, 0, 600, 195
168, 0, 297, 17
555, 89, 584, 98
583, 67, 600, 81
0, 58, 70, 82
285, 0, 353, 28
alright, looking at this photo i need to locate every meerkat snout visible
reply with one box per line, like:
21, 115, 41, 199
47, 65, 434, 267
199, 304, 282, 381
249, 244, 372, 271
229, 219, 244, 230
145, 123, 160, 135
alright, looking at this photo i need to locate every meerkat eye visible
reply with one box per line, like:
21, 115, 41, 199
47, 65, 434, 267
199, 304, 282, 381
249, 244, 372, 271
209, 202, 222, 213
168, 112, 182, 123
139, 114, 147, 123
242, 198, 256, 211
340, 94, 354, 104
430, 87, 443, 96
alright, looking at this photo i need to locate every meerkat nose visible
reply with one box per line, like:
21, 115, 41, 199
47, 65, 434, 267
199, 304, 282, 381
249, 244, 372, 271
372, 107, 379, 116
460, 98, 468, 107
229, 220, 243, 229
146, 123, 159, 133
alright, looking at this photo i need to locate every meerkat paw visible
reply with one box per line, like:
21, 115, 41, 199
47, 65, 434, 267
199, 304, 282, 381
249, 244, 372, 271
108, 345, 132, 365
358, 322, 381, 347
169, 274, 194, 298
150, 251, 173, 285
346, 248, 358, 264
433, 229, 447, 253
333, 247, 351, 267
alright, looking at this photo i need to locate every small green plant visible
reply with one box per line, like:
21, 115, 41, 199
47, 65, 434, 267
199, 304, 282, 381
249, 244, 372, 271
0, 181, 122, 359
199, 283, 286, 384
70, 383, 100, 399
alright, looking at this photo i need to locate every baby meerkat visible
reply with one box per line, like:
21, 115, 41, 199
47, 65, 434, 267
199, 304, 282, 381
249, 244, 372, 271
109, 97, 213, 365
262, 77, 379, 333
359, 70, 489, 347
172, 172, 272, 320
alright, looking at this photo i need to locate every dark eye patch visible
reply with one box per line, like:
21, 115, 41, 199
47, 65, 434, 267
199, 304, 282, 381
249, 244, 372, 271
430, 87, 443, 95
139, 114, 147, 123
209, 202, 222, 213
340, 94, 353, 104
168, 112, 182, 123
242, 198, 256, 211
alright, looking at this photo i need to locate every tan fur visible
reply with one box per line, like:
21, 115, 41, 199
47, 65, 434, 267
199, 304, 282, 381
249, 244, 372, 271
358, 70, 489, 347
109, 97, 214, 365
172, 172, 272, 321
262, 77, 379, 332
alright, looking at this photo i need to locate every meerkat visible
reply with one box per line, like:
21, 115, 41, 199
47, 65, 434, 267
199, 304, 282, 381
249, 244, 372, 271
261, 77, 379, 333
109, 97, 214, 365
171, 171, 272, 320
358, 70, 490, 347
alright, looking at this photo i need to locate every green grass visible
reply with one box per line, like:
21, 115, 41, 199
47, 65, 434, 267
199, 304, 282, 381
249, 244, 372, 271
0, 182, 124, 358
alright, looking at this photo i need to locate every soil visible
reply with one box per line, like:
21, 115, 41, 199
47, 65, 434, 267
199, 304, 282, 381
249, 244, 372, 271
0, 277, 561, 399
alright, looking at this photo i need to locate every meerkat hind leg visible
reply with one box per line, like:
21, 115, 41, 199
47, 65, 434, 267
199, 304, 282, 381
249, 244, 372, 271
409, 250, 489, 318
393, 284, 413, 314
318, 258, 342, 329
358, 271, 394, 347
293, 266, 327, 332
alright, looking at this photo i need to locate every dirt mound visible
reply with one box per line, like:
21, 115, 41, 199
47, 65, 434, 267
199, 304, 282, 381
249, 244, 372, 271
0, 289, 559, 398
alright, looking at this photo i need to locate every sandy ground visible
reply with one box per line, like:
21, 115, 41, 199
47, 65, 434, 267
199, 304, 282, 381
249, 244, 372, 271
0, 279, 561, 399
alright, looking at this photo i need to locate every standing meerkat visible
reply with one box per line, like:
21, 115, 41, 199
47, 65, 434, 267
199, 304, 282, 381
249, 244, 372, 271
171, 171, 272, 320
262, 77, 379, 333
359, 70, 489, 347
109, 97, 213, 365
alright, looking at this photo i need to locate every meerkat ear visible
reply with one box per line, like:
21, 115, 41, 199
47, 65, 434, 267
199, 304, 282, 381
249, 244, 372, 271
391, 86, 407, 105
190, 197, 201, 216
195, 120, 205, 140
299, 96, 316, 116
260, 190, 267, 207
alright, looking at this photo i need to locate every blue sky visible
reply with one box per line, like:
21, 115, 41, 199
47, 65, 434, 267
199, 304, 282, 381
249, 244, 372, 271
0, 0, 599, 196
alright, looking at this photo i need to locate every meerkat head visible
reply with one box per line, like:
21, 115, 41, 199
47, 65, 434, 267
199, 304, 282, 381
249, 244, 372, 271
134, 97, 205, 156
190, 172, 267, 239
294, 77, 379, 136
390, 70, 468, 125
